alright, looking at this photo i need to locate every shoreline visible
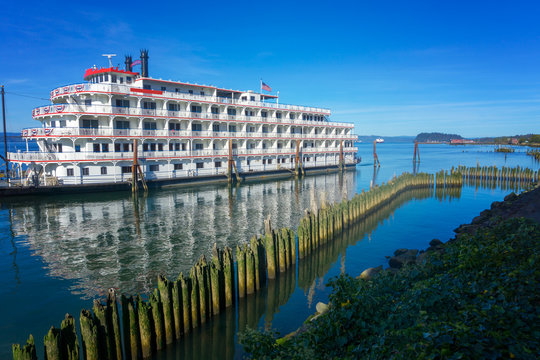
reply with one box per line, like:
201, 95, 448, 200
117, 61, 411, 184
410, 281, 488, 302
261, 182, 540, 356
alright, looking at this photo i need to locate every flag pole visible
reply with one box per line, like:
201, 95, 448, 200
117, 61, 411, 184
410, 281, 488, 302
277, 91, 279, 104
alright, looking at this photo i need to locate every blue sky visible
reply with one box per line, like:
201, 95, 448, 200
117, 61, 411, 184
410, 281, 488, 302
1, 0, 539, 137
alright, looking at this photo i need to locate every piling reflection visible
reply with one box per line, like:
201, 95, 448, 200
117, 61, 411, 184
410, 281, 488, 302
298, 186, 434, 292
2, 171, 357, 298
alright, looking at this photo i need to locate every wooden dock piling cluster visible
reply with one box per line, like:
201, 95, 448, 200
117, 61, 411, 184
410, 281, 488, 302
457, 165, 538, 190
527, 149, 540, 161
297, 172, 434, 258
14, 167, 538, 360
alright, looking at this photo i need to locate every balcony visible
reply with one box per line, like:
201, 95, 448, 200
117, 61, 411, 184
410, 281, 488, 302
49, 83, 333, 115
21, 126, 358, 142
9, 146, 357, 163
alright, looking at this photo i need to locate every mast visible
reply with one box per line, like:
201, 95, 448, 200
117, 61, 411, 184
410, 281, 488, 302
1, 85, 9, 183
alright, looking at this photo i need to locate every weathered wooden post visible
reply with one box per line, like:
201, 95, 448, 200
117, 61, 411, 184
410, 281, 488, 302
107, 289, 123, 360
189, 268, 200, 329
278, 232, 287, 273
60, 314, 79, 360
237, 245, 246, 297
250, 237, 261, 290
12, 335, 37, 360
44, 327, 61, 360
137, 297, 153, 359
179, 273, 191, 334
92, 300, 112, 360
246, 247, 256, 295
80, 309, 100, 360
127, 298, 141, 359
289, 228, 296, 264
172, 280, 183, 340
223, 246, 235, 307
210, 263, 221, 315
196, 263, 208, 323
265, 230, 276, 279
149, 290, 164, 351
157, 275, 174, 345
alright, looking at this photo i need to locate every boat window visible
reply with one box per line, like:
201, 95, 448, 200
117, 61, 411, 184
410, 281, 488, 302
104, 74, 108, 81
215, 161, 222, 168
115, 99, 130, 108
85, 99, 92, 106
111, 75, 117, 83
102, 144, 109, 152
190, 105, 202, 113
82, 119, 98, 128
121, 166, 132, 174
250, 96, 255, 101
101, 167, 107, 175
196, 162, 204, 169
142, 101, 156, 109
227, 108, 236, 116
191, 123, 202, 131
119, 77, 123, 84
200, 91, 205, 96
67, 168, 74, 176
75, 145, 81, 152
93, 144, 100, 152
276, 113, 282, 118
99, 75, 103, 82
143, 122, 157, 130
168, 103, 179, 111
149, 164, 159, 171
82, 168, 89, 176
174, 163, 183, 170
126, 77, 132, 84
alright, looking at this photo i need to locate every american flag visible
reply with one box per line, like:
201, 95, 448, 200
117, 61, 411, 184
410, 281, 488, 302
261, 81, 271, 92
132, 59, 142, 67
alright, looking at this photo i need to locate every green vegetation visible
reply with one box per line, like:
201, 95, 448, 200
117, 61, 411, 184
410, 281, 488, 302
415, 132, 463, 143
240, 217, 540, 359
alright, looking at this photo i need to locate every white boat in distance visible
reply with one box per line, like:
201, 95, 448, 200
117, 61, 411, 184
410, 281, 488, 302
376, 138, 384, 143
10, 50, 358, 186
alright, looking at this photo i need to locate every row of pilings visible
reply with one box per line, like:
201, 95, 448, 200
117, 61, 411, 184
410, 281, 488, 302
457, 165, 539, 191
527, 149, 540, 161
13, 167, 538, 359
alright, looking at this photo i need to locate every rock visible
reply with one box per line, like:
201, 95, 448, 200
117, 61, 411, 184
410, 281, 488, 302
406, 249, 419, 257
393, 248, 408, 256
471, 216, 482, 224
358, 265, 383, 280
429, 239, 443, 247
490, 201, 502, 210
504, 192, 517, 202
416, 252, 429, 264
315, 302, 329, 315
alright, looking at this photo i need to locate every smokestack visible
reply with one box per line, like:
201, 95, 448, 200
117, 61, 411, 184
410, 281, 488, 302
140, 49, 149, 77
125, 55, 132, 72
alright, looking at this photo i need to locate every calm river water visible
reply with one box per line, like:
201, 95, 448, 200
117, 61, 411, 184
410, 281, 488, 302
0, 143, 538, 359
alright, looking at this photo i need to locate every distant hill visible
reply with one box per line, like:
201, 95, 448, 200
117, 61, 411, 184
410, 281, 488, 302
415, 132, 463, 143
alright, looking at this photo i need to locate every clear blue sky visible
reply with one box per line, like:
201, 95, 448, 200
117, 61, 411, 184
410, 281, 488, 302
1, 0, 539, 137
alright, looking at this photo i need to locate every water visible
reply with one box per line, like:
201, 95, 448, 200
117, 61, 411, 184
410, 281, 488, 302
0, 143, 538, 359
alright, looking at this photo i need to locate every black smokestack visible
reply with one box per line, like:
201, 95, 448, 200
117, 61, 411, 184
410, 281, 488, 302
140, 49, 149, 77
125, 55, 132, 72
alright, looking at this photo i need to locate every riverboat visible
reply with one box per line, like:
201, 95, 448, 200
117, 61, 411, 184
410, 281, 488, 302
9, 50, 358, 186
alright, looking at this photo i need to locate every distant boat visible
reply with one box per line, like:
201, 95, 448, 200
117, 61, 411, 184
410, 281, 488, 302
376, 138, 384, 143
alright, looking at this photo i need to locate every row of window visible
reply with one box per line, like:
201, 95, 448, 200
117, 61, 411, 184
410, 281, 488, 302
64, 156, 320, 176
89, 74, 133, 84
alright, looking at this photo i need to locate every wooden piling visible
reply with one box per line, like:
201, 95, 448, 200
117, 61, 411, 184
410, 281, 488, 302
157, 275, 175, 344
179, 273, 191, 334
250, 237, 261, 291
210, 263, 221, 315
196, 264, 208, 324
107, 289, 123, 360
43, 327, 61, 360
13, 335, 37, 360
289, 228, 296, 264
92, 300, 112, 360
223, 247, 235, 307
127, 298, 141, 359
237, 245, 246, 297
278, 232, 286, 272
172, 280, 183, 340
80, 309, 100, 360
189, 267, 200, 329
265, 231, 276, 279
137, 297, 153, 359
60, 314, 79, 360
246, 247, 256, 295
149, 290, 164, 351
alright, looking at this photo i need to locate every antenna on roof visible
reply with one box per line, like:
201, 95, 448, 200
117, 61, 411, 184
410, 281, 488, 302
102, 54, 117, 67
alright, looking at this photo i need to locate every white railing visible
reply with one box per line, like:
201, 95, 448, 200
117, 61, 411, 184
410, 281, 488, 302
49, 83, 333, 115
33, 103, 352, 128
21, 126, 358, 141
9, 146, 358, 163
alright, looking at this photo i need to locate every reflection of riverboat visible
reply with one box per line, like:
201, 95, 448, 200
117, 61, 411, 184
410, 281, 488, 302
10, 50, 358, 186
